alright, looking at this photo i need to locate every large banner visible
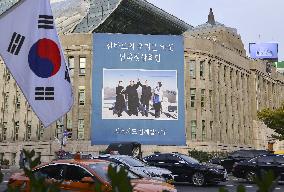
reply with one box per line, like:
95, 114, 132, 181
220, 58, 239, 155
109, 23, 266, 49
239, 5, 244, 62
249, 43, 278, 59
92, 33, 185, 145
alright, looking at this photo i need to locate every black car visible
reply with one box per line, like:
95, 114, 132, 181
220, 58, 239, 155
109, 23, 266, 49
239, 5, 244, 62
209, 150, 271, 172
232, 154, 284, 183
143, 153, 227, 186
105, 142, 142, 159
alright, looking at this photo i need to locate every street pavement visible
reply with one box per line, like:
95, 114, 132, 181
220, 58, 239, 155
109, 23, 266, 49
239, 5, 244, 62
175, 180, 283, 192
1, 169, 284, 192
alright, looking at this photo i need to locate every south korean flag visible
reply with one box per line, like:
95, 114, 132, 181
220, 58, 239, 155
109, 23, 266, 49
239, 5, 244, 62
0, 0, 73, 127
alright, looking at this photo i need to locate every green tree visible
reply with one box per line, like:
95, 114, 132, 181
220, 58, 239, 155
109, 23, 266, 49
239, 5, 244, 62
257, 103, 284, 140
7, 149, 59, 192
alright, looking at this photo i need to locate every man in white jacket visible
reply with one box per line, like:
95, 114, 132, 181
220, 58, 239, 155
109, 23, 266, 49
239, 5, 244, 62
153, 82, 163, 118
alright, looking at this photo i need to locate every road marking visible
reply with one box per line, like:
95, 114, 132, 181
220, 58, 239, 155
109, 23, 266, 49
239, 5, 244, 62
275, 188, 281, 190
245, 186, 254, 188
3, 181, 8, 183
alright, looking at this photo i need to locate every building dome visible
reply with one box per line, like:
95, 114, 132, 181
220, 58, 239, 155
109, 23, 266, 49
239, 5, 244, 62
188, 8, 246, 56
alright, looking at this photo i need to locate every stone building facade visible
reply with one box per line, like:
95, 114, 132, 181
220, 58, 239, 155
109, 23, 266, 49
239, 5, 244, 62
0, 3, 284, 166
182, 10, 284, 150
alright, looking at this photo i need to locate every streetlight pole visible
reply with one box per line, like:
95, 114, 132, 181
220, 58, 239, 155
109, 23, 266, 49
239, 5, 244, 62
60, 121, 64, 151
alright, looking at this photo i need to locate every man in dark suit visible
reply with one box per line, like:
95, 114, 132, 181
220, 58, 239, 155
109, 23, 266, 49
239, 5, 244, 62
138, 80, 152, 117
125, 80, 139, 116
115, 81, 125, 117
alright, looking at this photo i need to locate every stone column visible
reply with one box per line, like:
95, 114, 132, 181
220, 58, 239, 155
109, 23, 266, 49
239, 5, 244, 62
232, 70, 239, 144
213, 62, 221, 142
196, 59, 202, 141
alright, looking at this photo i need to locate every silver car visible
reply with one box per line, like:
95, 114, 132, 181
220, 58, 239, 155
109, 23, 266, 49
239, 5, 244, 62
96, 154, 174, 182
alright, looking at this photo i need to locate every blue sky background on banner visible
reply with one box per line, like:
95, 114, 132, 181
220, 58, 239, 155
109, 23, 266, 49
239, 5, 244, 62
92, 33, 185, 145
103, 69, 177, 91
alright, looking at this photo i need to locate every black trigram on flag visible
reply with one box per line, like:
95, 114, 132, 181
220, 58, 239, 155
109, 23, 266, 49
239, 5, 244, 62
35, 87, 54, 100
38, 15, 54, 29
7, 32, 25, 55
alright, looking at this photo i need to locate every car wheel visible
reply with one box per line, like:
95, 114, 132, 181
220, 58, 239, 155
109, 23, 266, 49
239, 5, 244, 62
192, 172, 205, 186
246, 171, 256, 183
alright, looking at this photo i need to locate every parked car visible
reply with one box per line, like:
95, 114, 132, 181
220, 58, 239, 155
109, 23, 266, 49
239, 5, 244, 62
209, 150, 271, 172
232, 154, 284, 183
105, 142, 142, 159
8, 158, 176, 192
143, 153, 227, 186
96, 154, 174, 183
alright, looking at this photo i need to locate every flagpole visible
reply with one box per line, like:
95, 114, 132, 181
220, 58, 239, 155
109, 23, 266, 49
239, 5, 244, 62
61, 119, 64, 150
0, 0, 26, 20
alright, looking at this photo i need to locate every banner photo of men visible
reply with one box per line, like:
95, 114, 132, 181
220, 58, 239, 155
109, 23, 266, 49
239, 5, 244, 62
92, 33, 185, 145
103, 69, 178, 120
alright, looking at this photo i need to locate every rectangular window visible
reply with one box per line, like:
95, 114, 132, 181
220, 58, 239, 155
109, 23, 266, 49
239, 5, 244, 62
191, 120, 197, 140
217, 65, 220, 83
236, 71, 239, 90
190, 88, 196, 108
189, 60, 196, 78
208, 62, 212, 80
210, 121, 213, 140
68, 56, 75, 77
16, 90, 20, 110
2, 122, 7, 141
78, 119, 84, 130
26, 121, 32, 141
4, 92, 9, 109
224, 94, 227, 107
67, 115, 72, 129
56, 119, 63, 139
37, 123, 44, 140
78, 86, 85, 106
79, 57, 86, 75
201, 89, 205, 109
209, 90, 213, 110
5, 69, 10, 82
202, 120, 206, 141
11, 153, 16, 166
66, 113, 72, 139
16, 98, 20, 109
40, 124, 44, 139
230, 69, 233, 83
200, 61, 205, 79
14, 121, 19, 141
78, 119, 84, 140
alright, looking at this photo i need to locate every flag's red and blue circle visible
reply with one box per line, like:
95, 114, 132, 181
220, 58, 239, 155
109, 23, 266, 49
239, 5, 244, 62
28, 38, 61, 78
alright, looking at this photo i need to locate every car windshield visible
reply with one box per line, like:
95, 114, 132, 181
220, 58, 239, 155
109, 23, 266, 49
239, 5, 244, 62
179, 154, 199, 164
119, 156, 146, 167
89, 162, 139, 182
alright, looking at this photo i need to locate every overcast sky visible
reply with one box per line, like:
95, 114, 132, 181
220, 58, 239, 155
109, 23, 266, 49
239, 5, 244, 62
147, 0, 283, 61
50, 0, 283, 61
